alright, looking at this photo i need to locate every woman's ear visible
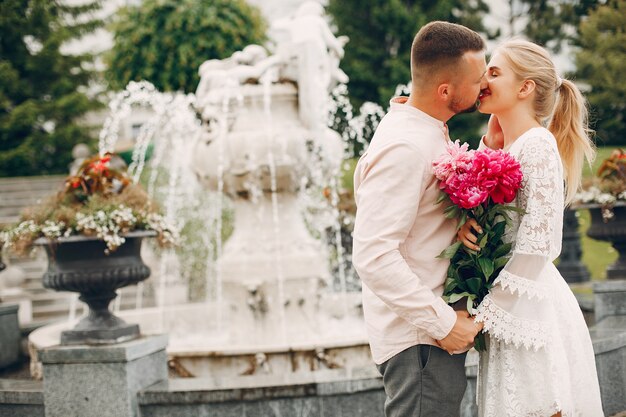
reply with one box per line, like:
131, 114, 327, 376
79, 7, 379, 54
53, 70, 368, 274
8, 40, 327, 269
518, 80, 536, 99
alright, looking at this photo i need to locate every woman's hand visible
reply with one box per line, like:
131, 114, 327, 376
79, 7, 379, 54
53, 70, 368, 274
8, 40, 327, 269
484, 114, 504, 150
458, 219, 483, 251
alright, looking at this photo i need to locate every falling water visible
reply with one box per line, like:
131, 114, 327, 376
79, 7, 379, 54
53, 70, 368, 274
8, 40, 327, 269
70, 74, 383, 346
261, 70, 288, 342
213, 98, 226, 333
67, 293, 79, 323
90, 81, 205, 327
328, 176, 349, 316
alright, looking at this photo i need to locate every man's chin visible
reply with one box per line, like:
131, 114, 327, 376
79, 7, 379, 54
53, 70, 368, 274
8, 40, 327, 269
451, 99, 480, 115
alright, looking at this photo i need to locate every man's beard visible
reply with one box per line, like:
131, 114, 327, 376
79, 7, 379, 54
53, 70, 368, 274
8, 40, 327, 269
449, 96, 480, 114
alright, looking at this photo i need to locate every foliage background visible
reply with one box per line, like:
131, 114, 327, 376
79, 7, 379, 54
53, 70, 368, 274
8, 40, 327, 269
0, 0, 103, 177
575, 0, 626, 146
104, 0, 267, 94
326, 0, 497, 143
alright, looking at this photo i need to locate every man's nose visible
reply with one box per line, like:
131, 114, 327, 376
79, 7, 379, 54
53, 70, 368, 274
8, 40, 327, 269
480, 74, 488, 89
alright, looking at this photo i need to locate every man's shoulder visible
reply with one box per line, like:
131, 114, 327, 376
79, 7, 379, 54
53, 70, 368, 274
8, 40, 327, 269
374, 111, 442, 142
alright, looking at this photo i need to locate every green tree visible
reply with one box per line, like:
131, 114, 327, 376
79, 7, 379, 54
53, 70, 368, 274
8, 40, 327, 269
105, 0, 267, 94
506, 0, 600, 53
575, 0, 626, 145
327, 0, 494, 144
0, 0, 103, 177
327, 0, 494, 109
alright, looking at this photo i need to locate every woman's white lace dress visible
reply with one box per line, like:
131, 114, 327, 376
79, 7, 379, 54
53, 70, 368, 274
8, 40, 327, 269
475, 127, 604, 417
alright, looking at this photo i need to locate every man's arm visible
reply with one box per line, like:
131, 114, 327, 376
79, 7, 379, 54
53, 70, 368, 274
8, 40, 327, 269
353, 141, 478, 351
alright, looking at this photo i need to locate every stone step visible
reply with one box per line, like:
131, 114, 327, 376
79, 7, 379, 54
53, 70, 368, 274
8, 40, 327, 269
0, 176, 65, 223
29, 288, 145, 305
0, 195, 57, 208
21, 283, 47, 293
22, 278, 45, 288
0, 215, 19, 226
16, 265, 47, 275
0, 175, 65, 190
20, 270, 46, 280
0, 189, 61, 200
0, 207, 25, 217
31, 303, 85, 320
30, 295, 148, 321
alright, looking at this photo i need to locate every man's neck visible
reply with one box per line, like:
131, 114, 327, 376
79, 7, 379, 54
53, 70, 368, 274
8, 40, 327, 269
406, 93, 452, 123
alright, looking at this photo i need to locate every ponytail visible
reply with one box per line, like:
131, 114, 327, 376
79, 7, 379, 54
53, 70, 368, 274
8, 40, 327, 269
548, 79, 595, 205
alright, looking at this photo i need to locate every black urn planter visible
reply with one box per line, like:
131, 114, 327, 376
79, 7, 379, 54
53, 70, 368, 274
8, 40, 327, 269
557, 208, 590, 283
585, 203, 626, 280
36, 230, 155, 345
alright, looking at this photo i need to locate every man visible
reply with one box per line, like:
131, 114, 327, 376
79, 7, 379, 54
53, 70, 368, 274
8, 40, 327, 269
352, 21, 488, 417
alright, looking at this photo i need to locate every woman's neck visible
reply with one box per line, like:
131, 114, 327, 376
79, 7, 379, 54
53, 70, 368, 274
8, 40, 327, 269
496, 110, 542, 150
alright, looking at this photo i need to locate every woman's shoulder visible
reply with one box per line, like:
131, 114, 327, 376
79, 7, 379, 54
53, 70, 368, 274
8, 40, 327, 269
518, 126, 554, 143
517, 127, 558, 155
515, 127, 561, 174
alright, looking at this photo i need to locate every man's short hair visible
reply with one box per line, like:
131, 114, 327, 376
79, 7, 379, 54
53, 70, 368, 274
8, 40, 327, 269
411, 21, 485, 84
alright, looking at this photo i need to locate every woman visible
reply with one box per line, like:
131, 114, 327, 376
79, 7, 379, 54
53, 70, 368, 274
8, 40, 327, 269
459, 39, 604, 417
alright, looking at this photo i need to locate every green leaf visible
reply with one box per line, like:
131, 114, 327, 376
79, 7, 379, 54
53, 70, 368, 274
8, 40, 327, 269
444, 278, 458, 293
493, 242, 513, 259
500, 205, 526, 215
491, 221, 506, 238
444, 205, 460, 219
478, 233, 488, 248
465, 277, 483, 294
437, 241, 462, 259
464, 247, 479, 256
478, 257, 494, 279
435, 192, 447, 205
447, 292, 471, 304
466, 296, 476, 312
456, 211, 468, 231
494, 256, 509, 270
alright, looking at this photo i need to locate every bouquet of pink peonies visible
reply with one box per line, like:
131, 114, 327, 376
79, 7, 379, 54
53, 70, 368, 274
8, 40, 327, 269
433, 140, 524, 351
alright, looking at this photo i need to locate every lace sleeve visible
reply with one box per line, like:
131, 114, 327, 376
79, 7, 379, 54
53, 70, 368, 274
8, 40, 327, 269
475, 133, 564, 350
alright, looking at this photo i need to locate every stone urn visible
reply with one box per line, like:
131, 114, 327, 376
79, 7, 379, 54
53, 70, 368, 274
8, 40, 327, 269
35, 231, 155, 345
585, 202, 626, 280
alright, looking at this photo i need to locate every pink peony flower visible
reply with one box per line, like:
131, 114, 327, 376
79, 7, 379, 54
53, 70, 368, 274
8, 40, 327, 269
432, 140, 474, 182
452, 184, 489, 209
472, 149, 523, 204
432, 142, 523, 209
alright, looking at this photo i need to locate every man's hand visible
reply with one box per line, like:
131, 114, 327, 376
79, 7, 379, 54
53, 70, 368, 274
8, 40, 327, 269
437, 310, 483, 354
484, 114, 504, 150
458, 218, 482, 251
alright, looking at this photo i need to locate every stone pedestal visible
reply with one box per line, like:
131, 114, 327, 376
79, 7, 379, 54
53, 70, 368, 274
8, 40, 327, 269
591, 279, 626, 416
40, 335, 168, 417
593, 280, 626, 322
0, 304, 20, 369
0, 289, 32, 324
590, 316, 626, 416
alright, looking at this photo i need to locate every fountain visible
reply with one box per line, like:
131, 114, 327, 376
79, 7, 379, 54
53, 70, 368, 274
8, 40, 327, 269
2, 4, 623, 417
28, 1, 372, 380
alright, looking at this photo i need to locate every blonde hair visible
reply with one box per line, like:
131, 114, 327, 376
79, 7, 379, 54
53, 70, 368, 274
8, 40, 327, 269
496, 39, 595, 205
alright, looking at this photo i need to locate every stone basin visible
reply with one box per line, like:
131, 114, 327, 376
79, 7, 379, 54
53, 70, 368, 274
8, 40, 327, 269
29, 293, 371, 380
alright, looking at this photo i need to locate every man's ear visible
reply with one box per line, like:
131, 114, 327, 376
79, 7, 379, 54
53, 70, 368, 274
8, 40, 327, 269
437, 83, 451, 102
518, 80, 536, 98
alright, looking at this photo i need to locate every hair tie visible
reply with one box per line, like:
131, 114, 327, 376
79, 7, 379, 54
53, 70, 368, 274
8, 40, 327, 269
557, 76, 564, 90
